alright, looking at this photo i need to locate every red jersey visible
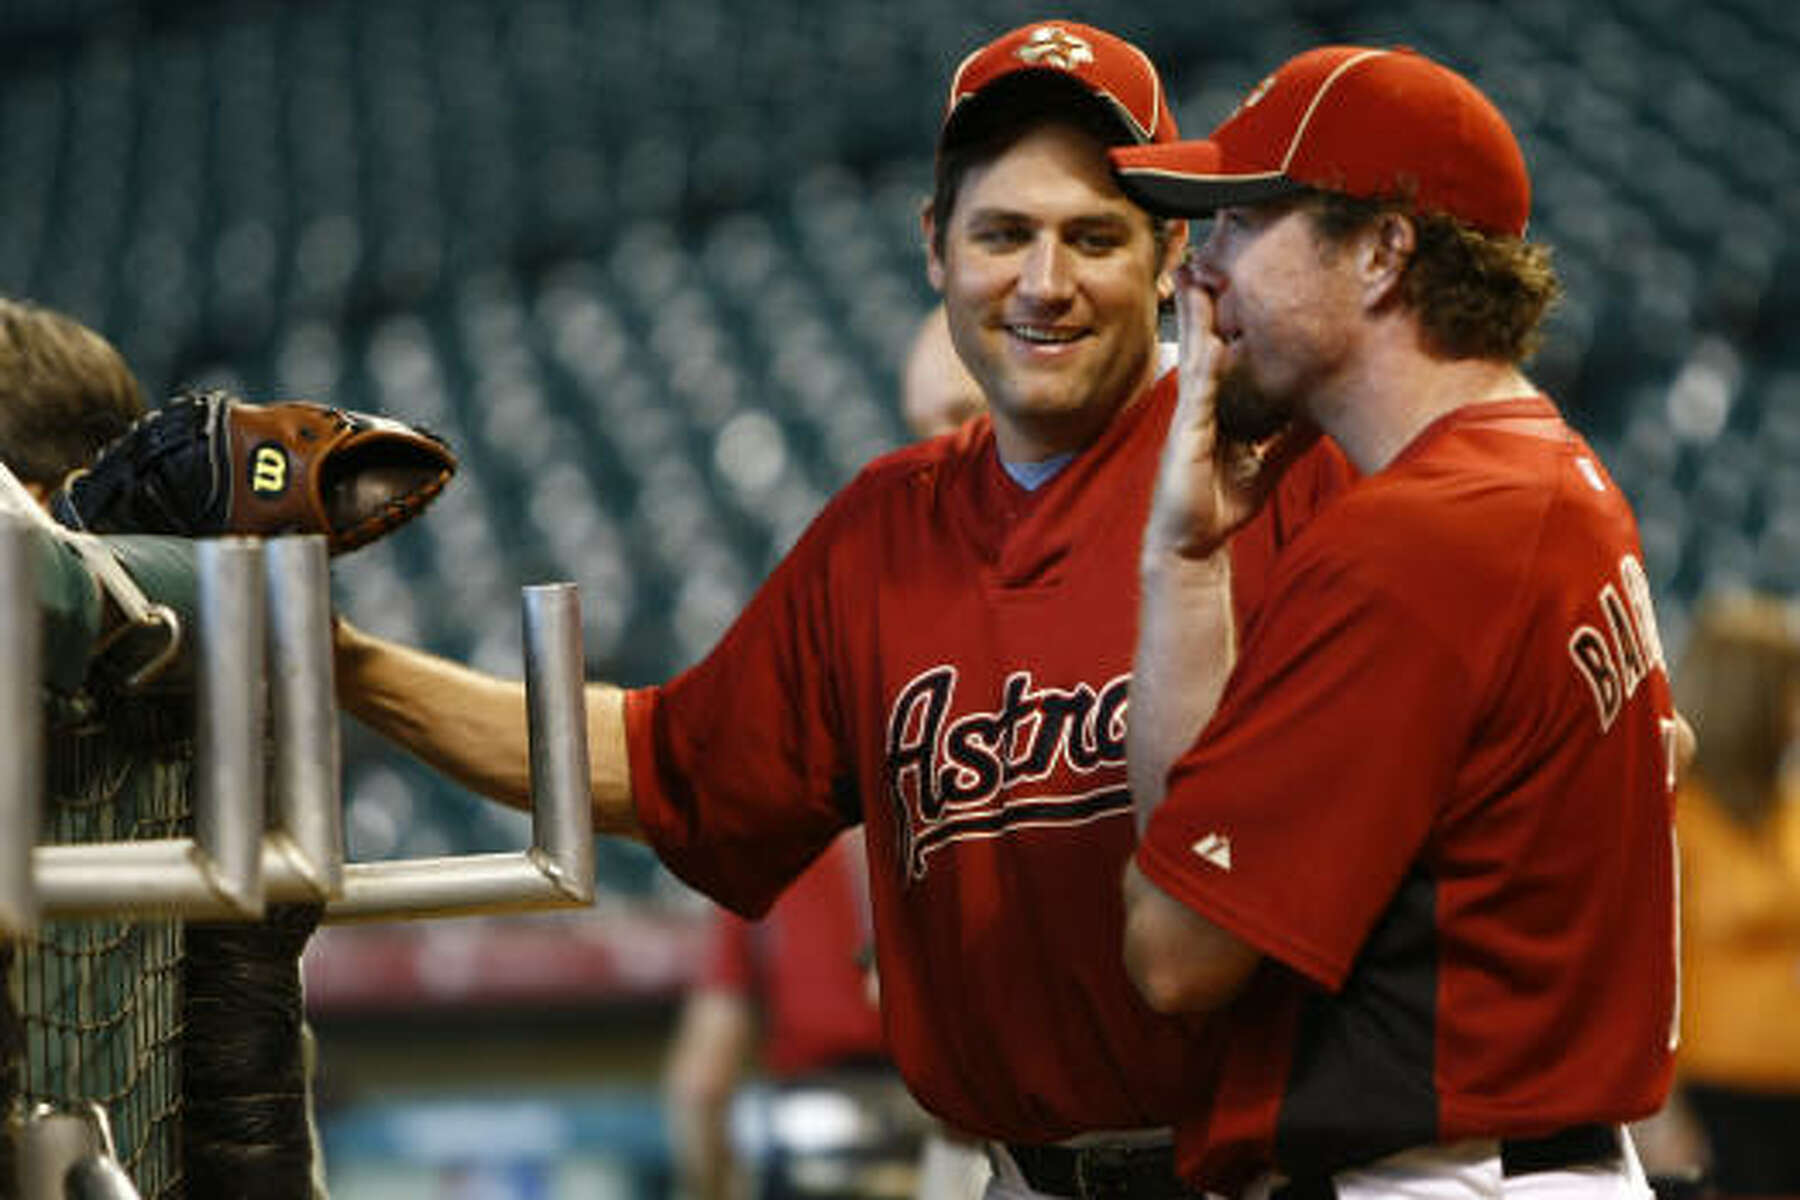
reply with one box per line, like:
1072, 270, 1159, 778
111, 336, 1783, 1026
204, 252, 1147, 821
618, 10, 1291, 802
698, 835, 886, 1079
626, 372, 1352, 1142
1137, 397, 1678, 1191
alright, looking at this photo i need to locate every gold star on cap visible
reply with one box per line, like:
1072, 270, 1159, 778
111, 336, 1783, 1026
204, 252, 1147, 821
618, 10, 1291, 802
1015, 25, 1095, 72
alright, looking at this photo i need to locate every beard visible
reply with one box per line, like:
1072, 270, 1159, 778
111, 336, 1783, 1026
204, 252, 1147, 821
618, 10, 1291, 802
1213, 360, 1297, 445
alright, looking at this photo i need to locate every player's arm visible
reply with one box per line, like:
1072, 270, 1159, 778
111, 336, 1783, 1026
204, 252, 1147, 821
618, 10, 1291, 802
1129, 267, 1240, 829
333, 617, 641, 837
1125, 265, 1294, 1013
1128, 263, 1314, 831
1122, 859, 1261, 1013
1129, 541, 1237, 832
664, 987, 755, 1200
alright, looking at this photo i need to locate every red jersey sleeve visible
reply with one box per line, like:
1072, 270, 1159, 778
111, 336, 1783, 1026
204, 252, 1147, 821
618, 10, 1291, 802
625, 483, 873, 918
1138, 533, 1475, 990
1230, 436, 1357, 624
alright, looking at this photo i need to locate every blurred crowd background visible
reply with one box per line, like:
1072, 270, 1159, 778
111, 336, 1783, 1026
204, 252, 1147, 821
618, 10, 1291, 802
1, 0, 1795, 1195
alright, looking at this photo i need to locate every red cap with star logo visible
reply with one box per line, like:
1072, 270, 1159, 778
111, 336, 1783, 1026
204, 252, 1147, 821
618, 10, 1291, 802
1110, 45, 1530, 237
941, 21, 1177, 151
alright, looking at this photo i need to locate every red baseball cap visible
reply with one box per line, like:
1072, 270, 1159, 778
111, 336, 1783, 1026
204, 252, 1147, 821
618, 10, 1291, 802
1110, 45, 1530, 236
942, 21, 1178, 149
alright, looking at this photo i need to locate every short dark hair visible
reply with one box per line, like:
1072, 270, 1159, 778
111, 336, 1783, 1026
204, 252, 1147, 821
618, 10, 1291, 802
1305, 191, 1560, 363
0, 298, 145, 486
929, 71, 1173, 263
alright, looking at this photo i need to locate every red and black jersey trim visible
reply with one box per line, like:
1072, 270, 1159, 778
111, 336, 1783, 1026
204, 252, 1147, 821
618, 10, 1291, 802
1274, 866, 1440, 1174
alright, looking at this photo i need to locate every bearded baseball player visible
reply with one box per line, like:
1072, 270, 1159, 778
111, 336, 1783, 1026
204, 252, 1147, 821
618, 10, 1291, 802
1111, 46, 1678, 1199
335, 21, 1352, 1199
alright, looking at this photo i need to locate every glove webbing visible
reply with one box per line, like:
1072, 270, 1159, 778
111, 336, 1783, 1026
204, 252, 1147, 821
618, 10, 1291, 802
50, 393, 231, 537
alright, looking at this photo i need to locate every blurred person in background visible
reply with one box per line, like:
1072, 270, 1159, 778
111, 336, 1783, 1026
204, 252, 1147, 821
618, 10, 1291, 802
1670, 589, 1800, 1198
662, 832, 914, 1200
901, 303, 986, 439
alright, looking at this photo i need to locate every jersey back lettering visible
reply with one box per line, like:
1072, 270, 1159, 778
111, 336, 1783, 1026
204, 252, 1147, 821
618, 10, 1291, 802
1138, 397, 1676, 1188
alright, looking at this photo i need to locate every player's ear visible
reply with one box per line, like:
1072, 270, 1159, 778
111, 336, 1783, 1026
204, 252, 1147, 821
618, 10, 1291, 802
1155, 219, 1190, 304
1363, 212, 1415, 307
922, 204, 947, 293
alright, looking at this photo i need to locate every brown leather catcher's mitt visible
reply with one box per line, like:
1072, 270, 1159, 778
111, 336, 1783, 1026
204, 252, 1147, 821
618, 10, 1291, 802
50, 389, 456, 553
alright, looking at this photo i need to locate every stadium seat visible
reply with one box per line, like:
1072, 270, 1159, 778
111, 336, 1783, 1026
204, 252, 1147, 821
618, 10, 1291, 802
4, 0, 1793, 878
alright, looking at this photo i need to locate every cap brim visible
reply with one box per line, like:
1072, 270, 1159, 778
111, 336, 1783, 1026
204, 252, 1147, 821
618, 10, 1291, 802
1110, 142, 1307, 217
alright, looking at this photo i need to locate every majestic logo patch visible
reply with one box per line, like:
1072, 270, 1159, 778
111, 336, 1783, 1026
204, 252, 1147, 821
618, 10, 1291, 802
1015, 25, 1094, 72
1192, 832, 1233, 871
885, 666, 1130, 878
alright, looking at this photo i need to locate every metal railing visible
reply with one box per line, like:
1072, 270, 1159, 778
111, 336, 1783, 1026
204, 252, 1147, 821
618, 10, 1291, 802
1, 522, 597, 933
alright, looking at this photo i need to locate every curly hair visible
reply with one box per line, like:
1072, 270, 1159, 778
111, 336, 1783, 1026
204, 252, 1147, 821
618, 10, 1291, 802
1306, 192, 1561, 363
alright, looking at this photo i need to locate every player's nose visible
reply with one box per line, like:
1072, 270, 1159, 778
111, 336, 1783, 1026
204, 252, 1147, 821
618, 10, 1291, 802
1016, 235, 1076, 305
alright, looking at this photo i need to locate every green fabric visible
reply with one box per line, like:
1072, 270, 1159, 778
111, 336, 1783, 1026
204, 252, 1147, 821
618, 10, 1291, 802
106, 536, 201, 630
30, 528, 105, 692
28, 531, 199, 694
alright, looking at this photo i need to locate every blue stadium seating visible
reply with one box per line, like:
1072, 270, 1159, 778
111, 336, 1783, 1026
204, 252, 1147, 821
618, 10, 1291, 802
3, 0, 1794, 868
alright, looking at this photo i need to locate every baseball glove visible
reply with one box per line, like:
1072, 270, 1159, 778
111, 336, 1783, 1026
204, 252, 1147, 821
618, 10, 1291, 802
50, 389, 456, 554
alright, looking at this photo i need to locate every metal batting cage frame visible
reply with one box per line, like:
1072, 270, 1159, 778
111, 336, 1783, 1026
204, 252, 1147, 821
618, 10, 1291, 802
0, 519, 599, 1197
